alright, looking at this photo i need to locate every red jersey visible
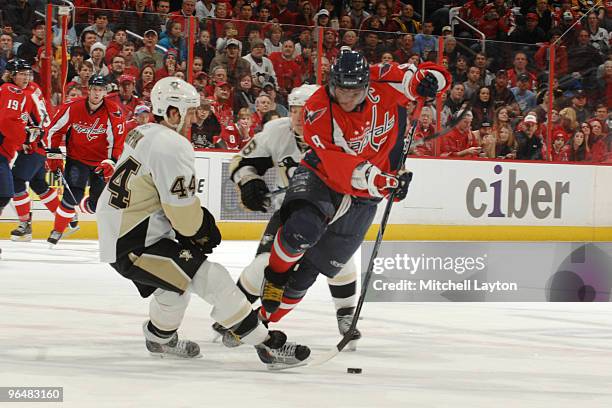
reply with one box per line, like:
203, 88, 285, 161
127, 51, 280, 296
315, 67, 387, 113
439, 127, 479, 158
22, 82, 52, 156
215, 122, 254, 150
301, 63, 449, 197
550, 145, 570, 162
0, 82, 48, 160
44, 97, 126, 166
211, 100, 234, 128
269, 52, 303, 93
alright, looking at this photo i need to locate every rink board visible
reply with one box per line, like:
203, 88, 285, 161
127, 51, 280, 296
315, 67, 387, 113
1, 152, 612, 241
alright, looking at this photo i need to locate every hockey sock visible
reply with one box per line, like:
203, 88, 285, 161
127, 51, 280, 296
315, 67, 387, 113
268, 228, 304, 274
236, 279, 259, 304
146, 320, 177, 339
12, 191, 31, 221
38, 188, 59, 213
328, 280, 358, 311
54, 204, 75, 233
79, 196, 95, 214
259, 295, 303, 323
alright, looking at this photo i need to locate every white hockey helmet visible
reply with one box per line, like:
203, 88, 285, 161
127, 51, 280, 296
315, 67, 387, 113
288, 84, 320, 107
151, 76, 200, 129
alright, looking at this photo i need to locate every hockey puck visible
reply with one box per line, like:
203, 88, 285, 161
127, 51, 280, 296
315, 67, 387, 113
347, 367, 362, 374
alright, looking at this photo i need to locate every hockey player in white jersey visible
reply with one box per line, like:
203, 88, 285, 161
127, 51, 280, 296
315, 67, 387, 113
96, 77, 310, 368
215, 84, 361, 350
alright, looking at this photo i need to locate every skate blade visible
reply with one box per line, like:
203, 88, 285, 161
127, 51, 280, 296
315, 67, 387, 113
10, 234, 32, 242
265, 359, 309, 371
211, 332, 222, 343
148, 352, 203, 360
63, 226, 80, 238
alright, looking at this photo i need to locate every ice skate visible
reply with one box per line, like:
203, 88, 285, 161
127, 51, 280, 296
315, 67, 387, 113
255, 330, 311, 370
146, 332, 201, 359
211, 322, 242, 348
63, 213, 80, 238
47, 230, 63, 247
260, 276, 284, 313
337, 307, 361, 352
10, 217, 32, 242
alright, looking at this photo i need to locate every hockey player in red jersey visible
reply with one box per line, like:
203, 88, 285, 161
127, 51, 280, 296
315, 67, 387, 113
5, 59, 62, 242
0, 59, 54, 248
257, 49, 450, 326
44, 75, 126, 246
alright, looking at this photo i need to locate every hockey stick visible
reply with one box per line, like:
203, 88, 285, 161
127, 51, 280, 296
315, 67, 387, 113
265, 187, 288, 198
294, 102, 475, 369
56, 169, 79, 209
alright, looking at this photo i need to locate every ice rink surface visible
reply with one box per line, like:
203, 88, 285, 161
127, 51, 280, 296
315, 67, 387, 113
1, 239, 612, 408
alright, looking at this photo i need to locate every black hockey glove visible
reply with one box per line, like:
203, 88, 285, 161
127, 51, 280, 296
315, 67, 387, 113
392, 171, 413, 202
416, 72, 438, 99
240, 178, 271, 212
175, 206, 221, 255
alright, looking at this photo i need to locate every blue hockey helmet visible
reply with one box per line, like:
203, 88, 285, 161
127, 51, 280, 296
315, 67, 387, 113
329, 48, 369, 110
88, 74, 108, 88
6, 58, 32, 74
329, 48, 370, 91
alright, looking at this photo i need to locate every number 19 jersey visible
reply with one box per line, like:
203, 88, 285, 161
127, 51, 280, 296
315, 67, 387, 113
97, 123, 204, 263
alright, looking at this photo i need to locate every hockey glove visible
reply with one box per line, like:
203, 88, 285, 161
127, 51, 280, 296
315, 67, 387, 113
392, 170, 413, 202
95, 159, 116, 183
363, 164, 400, 199
46, 148, 64, 175
415, 71, 438, 99
176, 206, 222, 255
239, 177, 271, 212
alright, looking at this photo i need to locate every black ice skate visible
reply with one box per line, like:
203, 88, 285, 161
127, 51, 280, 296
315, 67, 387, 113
211, 322, 243, 348
261, 278, 284, 314
255, 330, 311, 370
146, 332, 201, 359
47, 230, 63, 247
337, 307, 361, 352
10, 216, 32, 242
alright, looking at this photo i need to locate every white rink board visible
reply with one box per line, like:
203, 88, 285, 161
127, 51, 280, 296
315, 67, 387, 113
2, 152, 611, 228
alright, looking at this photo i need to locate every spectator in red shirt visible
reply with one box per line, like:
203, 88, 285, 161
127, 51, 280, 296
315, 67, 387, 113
411, 105, 436, 156
104, 29, 127, 66
534, 30, 569, 77
272, 0, 297, 26
169, 0, 197, 36
269, 39, 303, 98
441, 111, 482, 158
549, 131, 570, 161
118, 74, 140, 121
216, 108, 255, 150
507, 51, 536, 88
155, 49, 179, 81
588, 118, 609, 162
251, 93, 273, 133
211, 81, 234, 128
121, 41, 140, 78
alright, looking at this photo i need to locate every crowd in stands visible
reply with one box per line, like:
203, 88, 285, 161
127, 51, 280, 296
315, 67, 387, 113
0, 0, 610, 161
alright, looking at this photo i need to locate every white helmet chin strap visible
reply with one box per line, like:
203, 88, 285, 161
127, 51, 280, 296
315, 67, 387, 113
163, 110, 186, 132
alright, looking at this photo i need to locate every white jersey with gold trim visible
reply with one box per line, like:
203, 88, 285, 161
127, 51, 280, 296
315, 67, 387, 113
97, 123, 204, 263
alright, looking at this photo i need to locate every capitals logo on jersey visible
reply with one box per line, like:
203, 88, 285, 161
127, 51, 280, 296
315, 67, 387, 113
347, 105, 395, 154
72, 118, 107, 141
304, 107, 327, 125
